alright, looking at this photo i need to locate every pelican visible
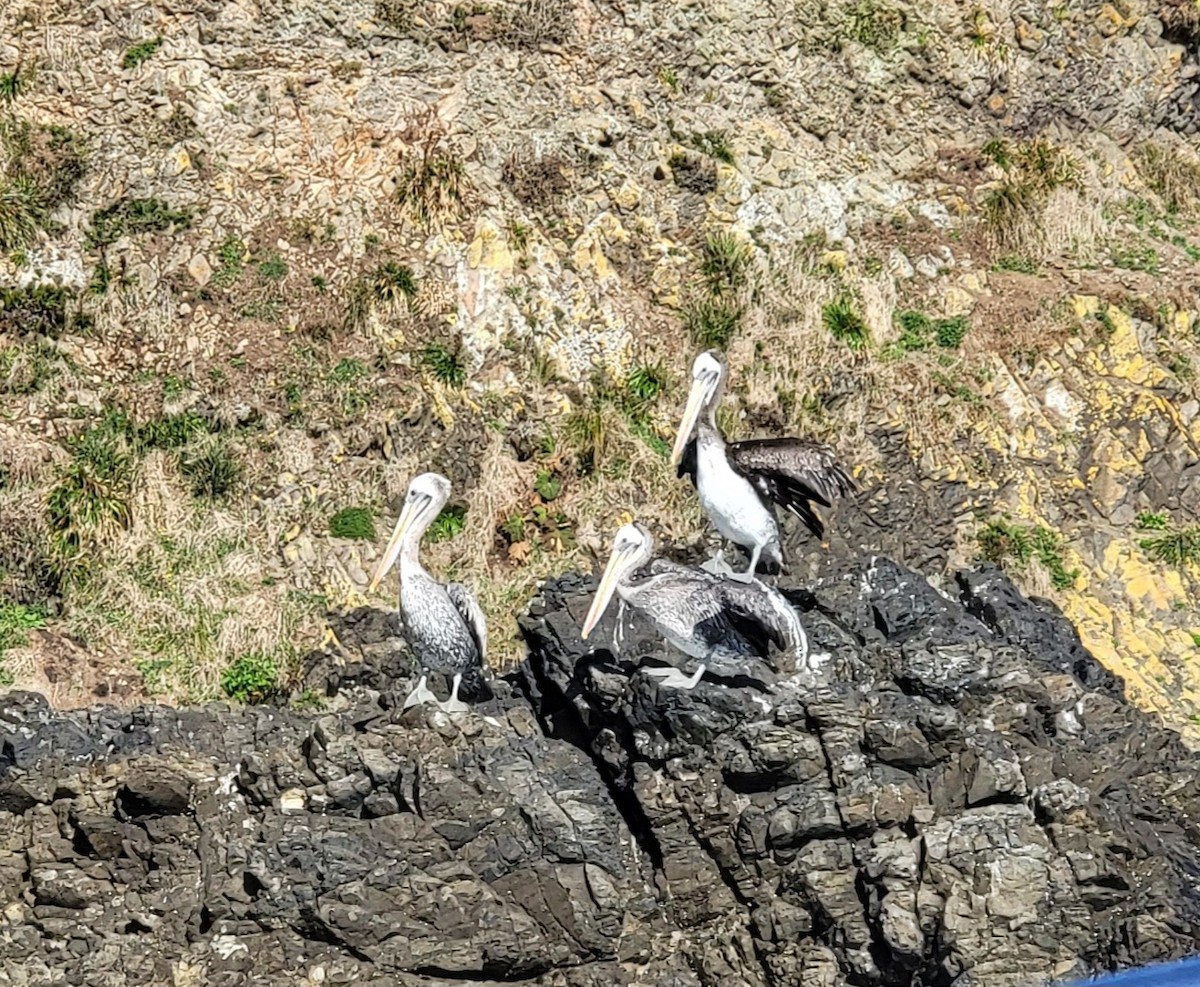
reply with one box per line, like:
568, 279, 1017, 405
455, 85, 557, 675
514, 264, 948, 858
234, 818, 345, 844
368, 472, 487, 714
580, 522, 807, 689
670, 349, 855, 582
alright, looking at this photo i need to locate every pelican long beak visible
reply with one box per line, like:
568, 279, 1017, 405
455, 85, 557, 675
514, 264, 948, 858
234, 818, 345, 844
367, 497, 425, 593
670, 377, 709, 466
580, 546, 636, 641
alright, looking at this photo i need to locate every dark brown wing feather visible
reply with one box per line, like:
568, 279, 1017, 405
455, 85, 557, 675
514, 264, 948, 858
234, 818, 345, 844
726, 438, 855, 537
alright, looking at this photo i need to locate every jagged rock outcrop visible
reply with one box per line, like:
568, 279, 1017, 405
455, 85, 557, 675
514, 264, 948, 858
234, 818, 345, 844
3, 548, 1200, 985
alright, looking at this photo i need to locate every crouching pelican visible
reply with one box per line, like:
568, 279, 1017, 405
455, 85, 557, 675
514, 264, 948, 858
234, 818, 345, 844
368, 472, 487, 714
670, 350, 856, 582
580, 522, 807, 689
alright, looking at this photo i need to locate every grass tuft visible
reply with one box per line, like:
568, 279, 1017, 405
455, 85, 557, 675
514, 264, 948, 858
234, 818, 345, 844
689, 130, 735, 165
395, 146, 470, 228
1139, 524, 1200, 566
328, 506, 376, 540
822, 294, 870, 351
180, 440, 241, 500
421, 341, 467, 388
682, 295, 741, 350
701, 231, 752, 296
1135, 141, 1200, 215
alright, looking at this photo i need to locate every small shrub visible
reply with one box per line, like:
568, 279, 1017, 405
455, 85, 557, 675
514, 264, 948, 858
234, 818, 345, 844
534, 468, 561, 501
496, 0, 575, 48
328, 506, 375, 540
502, 151, 570, 209
669, 152, 718, 195
375, 0, 414, 29
844, 0, 905, 52
0, 600, 46, 657
701, 231, 751, 296
935, 315, 969, 349
122, 38, 163, 69
426, 504, 467, 543
86, 197, 192, 249
180, 440, 241, 499
421, 342, 466, 387
221, 652, 279, 704
689, 130, 734, 165
682, 295, 741, 350
394, 147, 470, 228
822, 294, 870, 350
0, 284, 78, 336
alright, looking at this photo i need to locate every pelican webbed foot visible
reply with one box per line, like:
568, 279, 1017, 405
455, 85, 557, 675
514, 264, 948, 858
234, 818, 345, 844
699, 550, 735, 576
438, 672, 471, 715
402, 674, 440, 710
643, 663, 707, 690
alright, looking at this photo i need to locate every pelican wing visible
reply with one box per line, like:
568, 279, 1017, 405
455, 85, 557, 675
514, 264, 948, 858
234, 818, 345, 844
674, 435, 699, 483
725, 438, 854, 537
445, 582, 487, 664
714, 580, 806, 657
643, 565, 796, 660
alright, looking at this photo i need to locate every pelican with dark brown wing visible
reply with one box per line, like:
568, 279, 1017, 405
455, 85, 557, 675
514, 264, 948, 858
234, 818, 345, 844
670, 350, 855, 582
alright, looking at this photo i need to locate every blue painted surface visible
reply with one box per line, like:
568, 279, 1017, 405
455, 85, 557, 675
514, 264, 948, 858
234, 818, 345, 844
1061, 955, 1200, 986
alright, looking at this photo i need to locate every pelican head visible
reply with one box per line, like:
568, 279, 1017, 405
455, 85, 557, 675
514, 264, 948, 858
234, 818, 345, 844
670, 350, 726, 466
367, 472, 452, 592
581, 522, 655, 641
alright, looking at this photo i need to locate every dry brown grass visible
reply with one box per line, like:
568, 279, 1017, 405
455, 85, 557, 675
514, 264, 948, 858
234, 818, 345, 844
61, 451, 325, 704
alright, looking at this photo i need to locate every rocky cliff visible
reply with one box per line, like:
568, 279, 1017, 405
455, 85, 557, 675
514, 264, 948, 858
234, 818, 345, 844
1, 0, 1199, 739
3, 542, 1200, 986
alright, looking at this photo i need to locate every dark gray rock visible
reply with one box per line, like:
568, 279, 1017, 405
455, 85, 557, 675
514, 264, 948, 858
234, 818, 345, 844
518, 553, 1200, 986
3, 547, 1200, 985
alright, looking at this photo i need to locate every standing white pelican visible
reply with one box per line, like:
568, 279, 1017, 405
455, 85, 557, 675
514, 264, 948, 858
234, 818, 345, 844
580, 522, 807, 689
670, 350, 855, 582
368, 472, 487, 714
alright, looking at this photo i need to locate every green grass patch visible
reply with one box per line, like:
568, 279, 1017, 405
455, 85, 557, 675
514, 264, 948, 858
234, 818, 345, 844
395, 149, 470, 227
426, 503, 467, 543
977, 516, 1079, 590
1111, 245, 1159, 274
180, 440, 241, 499
328, 506, 376, 540
688, 130, 734, 165
257, 254, 288, 281
86, 197, 192, 249
626, 360, 669, 403
843, 0, 905, 52
122, 37, 163, 69
1136, 511, 1170, 530
534, 467, 562, 501
992, 254, 1038, 274
213, 236, 245, 287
